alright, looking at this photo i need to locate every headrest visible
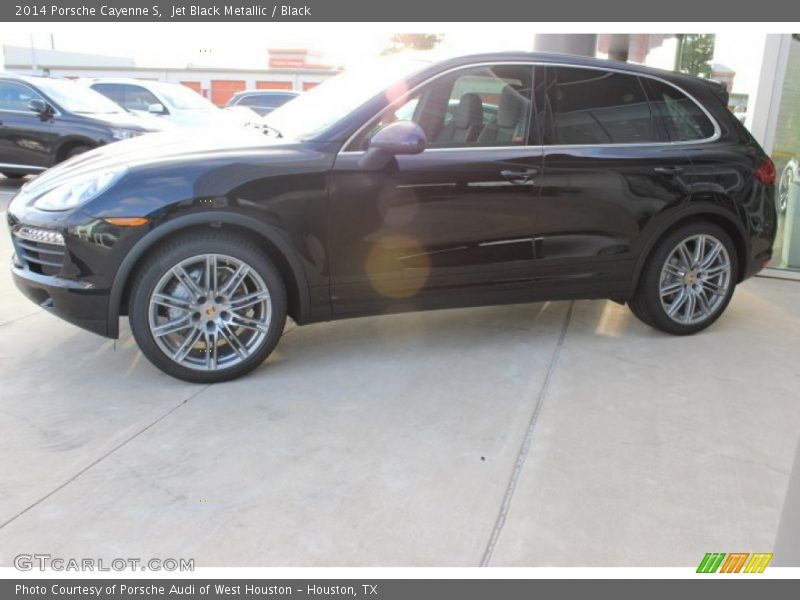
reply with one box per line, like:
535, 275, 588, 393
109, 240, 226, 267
454, 93, 484, 128
497, 85, 528, 129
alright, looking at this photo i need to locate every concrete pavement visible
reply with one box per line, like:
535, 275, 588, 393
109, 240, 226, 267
1, 175, 798, 566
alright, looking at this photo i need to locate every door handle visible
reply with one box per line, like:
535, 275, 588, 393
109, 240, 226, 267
653, 166, 684, 175
500, 168, 539, 183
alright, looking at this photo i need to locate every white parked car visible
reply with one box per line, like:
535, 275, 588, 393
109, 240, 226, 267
78, 78, 253, 129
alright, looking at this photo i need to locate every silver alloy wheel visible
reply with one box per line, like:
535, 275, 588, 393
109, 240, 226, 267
778, 167, 792, 213
148, 254, 272, 371
659, 234, 732, 326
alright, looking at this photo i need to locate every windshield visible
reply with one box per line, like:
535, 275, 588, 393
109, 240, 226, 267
263, 56, 432, 140
152, 82, 218, 110
36, 78, 124, 114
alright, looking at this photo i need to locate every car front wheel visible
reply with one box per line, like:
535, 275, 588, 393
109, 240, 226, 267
629, 222, 737, 335
129, 231, 287, 383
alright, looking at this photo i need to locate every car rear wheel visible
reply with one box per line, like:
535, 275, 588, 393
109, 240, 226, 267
129, 231, 287, 383
629, 222, 737, 335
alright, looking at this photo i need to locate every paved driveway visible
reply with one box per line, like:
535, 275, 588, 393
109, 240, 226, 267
1, 176, 798, 566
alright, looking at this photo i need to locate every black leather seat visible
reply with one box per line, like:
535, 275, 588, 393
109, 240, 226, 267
436, 93, 484, 144
477, 85, 530, 144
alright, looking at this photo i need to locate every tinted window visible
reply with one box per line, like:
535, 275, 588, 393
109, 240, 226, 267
239, 94, 295, 109
91, 83, 124, 104
645, 79, 716, 141
120, 85, 161, 111
0, 81, 45, 113
351, 64, 533, 150
544, 67, 658, 145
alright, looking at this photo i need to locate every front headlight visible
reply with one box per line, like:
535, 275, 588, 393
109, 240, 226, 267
111, 128, 144, 140
34, 168, 127, 212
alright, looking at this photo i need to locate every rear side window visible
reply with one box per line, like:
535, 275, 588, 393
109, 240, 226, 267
645, 79, 716, 142
544, 67, 659, 145
239, 94, 294, 109
91, 83, 124, 104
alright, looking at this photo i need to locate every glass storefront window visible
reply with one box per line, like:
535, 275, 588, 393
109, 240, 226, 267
770, 34, 800, 271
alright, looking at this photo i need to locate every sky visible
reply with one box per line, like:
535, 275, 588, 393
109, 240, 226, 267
0, 24, 538, 69
0, 24, 763, 100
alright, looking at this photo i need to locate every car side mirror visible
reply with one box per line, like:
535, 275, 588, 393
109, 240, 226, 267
359, 121, 426, 170
28, 99, 52, 117
148, 103, 166, 115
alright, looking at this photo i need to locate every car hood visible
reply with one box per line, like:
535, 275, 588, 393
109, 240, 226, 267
20, 127, 294, 197
148, 107, 253, 129
78, 110, 161, 131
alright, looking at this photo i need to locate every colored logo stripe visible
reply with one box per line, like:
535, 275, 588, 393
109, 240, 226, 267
697, 553, 726, 573
719, 553, 749, 573
744, 553, 773, 573
697, 552, 773, 573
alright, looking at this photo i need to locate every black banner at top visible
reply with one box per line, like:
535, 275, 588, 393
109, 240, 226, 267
2, 0, 800, 22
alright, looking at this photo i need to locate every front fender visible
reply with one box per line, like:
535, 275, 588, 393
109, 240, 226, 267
106, 211, 313, 338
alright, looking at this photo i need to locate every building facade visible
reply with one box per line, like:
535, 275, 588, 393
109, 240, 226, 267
2, 45, 340, 105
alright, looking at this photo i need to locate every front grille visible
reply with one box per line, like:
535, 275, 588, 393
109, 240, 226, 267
15, 238, 66, 276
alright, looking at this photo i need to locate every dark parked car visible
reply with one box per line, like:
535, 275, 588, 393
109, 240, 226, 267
7, 53, 777, 382
224, 90, 300, 116
0, 74, 156, 178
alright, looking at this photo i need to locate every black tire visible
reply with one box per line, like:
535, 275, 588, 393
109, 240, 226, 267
629, 221, 737, 335
129, 230, 287, 383
2, 172, 25, 179
62, 145, 92, 161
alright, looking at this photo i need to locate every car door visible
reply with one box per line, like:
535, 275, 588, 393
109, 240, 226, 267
328, 63, 543, 316
0, 80, 58, 171
533, 65, 694, 295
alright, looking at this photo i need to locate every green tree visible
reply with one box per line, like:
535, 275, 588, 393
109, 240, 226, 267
675, 34, 716, 78
382, 33, 444, 55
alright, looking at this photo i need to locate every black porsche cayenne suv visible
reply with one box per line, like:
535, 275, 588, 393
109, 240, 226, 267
7, 53, 777, 383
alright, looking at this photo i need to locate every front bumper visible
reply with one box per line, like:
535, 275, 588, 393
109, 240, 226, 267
11, 264, 112, 337
7, 204, 147, 339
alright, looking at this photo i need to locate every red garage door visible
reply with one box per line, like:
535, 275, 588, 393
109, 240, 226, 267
181, 81, 202, 94
256, 81, 293, 90
211, 80, 246, 106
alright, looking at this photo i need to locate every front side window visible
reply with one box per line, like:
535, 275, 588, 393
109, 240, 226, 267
351, 64, 534, 150
119, 85, 161, 111
544, 67, 659, 145
645, 79, 716, 142
0, 81, 44, 113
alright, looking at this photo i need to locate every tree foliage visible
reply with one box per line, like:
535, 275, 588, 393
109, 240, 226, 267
676, 34, 716, 79
382, 34, 444, 55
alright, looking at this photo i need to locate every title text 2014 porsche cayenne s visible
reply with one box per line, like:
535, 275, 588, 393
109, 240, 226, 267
7, 53, 777, 382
